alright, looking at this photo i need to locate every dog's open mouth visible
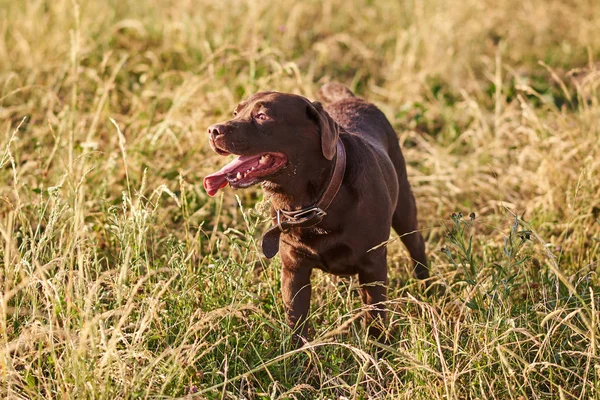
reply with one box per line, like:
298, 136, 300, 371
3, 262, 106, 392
203, 153, 287, 196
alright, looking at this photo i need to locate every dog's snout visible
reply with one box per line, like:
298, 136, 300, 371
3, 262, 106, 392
207, 123, 225, 137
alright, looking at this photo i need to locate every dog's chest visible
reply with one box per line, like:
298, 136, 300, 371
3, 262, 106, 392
282, 228, 360, 275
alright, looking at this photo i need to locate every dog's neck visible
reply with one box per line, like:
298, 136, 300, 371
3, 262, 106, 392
262, 160, 333, 211
261, 140, 345, 212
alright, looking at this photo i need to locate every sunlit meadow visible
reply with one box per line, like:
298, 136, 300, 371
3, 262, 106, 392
1, 0, 599, 398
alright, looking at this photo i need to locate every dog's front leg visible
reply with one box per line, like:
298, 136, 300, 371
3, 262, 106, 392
280, 263, 313, 346
358, 250, 389, 341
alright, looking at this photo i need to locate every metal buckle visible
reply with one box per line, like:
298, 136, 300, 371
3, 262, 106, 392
276, 209, 285, 232
276, 207, 327, 232
290, 207, 327, 220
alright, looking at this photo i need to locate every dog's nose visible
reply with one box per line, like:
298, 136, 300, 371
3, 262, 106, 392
208, 124, 224, 137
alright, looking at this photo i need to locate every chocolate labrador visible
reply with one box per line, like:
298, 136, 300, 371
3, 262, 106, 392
204, 82, 428, 342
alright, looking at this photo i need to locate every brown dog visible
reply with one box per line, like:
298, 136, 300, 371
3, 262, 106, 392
204, 83, 428, 342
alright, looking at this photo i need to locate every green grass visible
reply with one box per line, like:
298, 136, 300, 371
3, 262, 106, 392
1, 0, 599, 398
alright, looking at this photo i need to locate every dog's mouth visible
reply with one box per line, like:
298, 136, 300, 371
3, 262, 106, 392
203, 152, 287, 196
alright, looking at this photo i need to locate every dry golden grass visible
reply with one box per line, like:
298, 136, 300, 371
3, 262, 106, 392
1, 0, 599, 398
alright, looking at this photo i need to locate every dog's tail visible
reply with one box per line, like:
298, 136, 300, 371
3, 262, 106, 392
317, 82, 355, 104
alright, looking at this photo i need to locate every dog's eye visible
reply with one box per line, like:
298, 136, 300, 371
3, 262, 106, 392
255, 112, 267, 121
233, 110, 237, 116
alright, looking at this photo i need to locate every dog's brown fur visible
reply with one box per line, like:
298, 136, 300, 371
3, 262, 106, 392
207, 83, 427, 341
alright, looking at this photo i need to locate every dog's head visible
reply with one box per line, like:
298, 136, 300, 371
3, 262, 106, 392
204, 91, 339, 196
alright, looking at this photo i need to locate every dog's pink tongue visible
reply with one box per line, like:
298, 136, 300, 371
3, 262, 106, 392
203, 174, 228, 197
203, 155, 252, 197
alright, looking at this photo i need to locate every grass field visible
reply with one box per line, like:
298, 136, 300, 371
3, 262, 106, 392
1, 0, 600, 398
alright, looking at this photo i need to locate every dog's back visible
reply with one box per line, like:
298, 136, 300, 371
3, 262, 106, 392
318, 82, 428, 280
318, 82, 398, 154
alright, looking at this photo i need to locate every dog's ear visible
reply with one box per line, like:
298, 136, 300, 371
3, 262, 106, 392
306, 101, 339, 160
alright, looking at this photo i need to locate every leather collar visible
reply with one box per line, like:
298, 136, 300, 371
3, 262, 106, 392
261, 139, 346, 258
